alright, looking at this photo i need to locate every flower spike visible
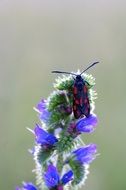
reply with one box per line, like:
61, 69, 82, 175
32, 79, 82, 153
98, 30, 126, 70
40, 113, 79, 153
16, 67, 99, 189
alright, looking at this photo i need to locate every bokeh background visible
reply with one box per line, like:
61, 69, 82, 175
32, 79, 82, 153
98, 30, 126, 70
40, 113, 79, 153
0, 0, 126, 189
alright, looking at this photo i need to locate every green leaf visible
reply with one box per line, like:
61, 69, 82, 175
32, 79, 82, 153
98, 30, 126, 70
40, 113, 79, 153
69, 161, 89, 186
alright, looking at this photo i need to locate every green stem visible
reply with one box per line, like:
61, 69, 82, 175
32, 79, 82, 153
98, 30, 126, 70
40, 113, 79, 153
57, 152, 63, 174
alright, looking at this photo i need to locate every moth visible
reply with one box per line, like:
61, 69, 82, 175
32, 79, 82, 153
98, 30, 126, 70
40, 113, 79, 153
52, 62, 99, 119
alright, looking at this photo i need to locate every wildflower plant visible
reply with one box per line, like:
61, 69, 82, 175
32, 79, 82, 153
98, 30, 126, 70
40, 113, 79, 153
16, 68, 98, 190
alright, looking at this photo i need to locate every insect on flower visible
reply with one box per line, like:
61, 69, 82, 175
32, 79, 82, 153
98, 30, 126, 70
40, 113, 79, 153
52, 62, 99, 119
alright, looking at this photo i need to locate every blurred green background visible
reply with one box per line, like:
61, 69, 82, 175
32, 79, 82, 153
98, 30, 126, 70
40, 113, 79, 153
0, 0, 126, 189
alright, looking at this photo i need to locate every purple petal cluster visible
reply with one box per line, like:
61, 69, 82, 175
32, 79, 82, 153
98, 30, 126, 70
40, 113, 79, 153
34, 124, 58, 147
72, 143, 97, 164
16, 182, 37, 190
67, 114, 98, 137
76, 114, 98, 133
34, 99, 51, 123
44, 164, 73, 189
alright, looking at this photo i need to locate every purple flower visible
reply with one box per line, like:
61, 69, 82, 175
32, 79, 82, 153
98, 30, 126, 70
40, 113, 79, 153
72, 144, 97, 164
34, 99, 51, 123
16, 182, 37, 190
61, 170, 73, 185
44, 164, 73, 189
34, 124, 58, 147
67, 114, 98, 137
44, 165, 60, 188
76, 114, 98, 133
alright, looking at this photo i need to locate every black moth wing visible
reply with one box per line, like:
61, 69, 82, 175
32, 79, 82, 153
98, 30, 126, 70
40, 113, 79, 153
73, 76, 90, 118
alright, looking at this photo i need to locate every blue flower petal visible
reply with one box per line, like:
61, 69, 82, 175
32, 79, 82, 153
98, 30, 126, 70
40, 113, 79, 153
72, 144, 97, 164
44, 164, 60, 188
23, 182, 37, 190
34, 124, 58, 145
34, 124, 48, 144
45, 134, 58, 145
61, 170, 73, 185
76, 114, 98, 133
36, 99, 47, 113
16, 182, 37, 190
35, 99, 51, 123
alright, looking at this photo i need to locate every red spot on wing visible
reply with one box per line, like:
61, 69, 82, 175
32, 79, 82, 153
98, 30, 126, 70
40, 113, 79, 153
84, 98, 90, 108
75, 99, 79, 104
84, 99, 88, 104
73, 87, 77, 94
83, 86, 87, 93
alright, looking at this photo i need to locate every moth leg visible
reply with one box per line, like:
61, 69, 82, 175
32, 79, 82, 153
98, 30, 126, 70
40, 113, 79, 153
85, 81, 90, 86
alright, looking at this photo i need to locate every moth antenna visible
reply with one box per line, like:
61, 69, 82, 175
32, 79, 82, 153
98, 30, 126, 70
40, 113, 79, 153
52, 71, 77, 76
81, 61, 99, 75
